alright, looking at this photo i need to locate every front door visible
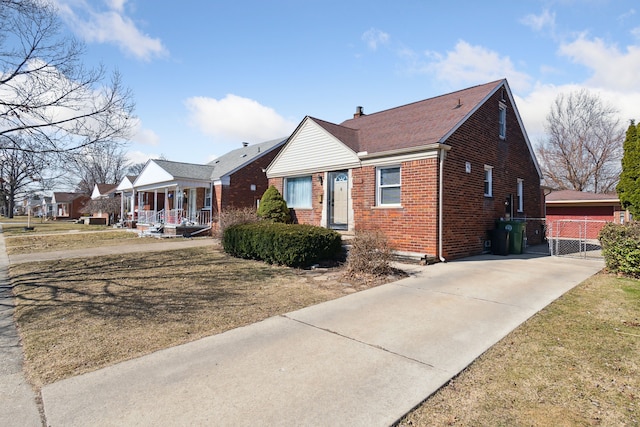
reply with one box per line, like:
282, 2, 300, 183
329, 171, 348, 230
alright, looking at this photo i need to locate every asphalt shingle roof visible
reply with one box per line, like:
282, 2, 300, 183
314, 80, 503, 155
207, 137, 286, 180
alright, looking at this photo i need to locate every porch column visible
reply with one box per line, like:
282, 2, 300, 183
154, 189, 158, 219
120, 192, 124, 223
164, 188, 169, 216
131, 189, 136, 220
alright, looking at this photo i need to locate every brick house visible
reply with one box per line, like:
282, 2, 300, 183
545, 189, 630, 240
266, 79, 543, 261
51, 192, 90, 220
126, 138, 286, 235
88, 183, 119, 225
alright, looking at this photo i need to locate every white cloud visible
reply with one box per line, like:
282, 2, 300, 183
126, 150, 156, 165
558, 34, 640, 91
130, 119, 160, 146
520, 9, 556, 33
362, 28, 390, 51
185, 94, 296, 143
422, 40, 532, 92
54, 0, 167, 61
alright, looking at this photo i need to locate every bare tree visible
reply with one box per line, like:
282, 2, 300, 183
536, 89, 624, 193
0, 0, 134, 156
65, 141, 130, 194
0, 134, 47, 217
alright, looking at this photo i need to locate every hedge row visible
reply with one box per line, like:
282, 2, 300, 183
222, 222, 343, 268
599, 222, 640, 277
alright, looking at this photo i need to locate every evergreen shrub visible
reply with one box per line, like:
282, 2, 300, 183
257, 186, 290, 223
599, 222, 640, 277
223, 222, 342, 268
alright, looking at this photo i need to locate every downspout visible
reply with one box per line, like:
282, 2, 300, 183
438, 148, 446, 262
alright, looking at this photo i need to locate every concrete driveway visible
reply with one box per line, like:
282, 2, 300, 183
40, 252, 603, 426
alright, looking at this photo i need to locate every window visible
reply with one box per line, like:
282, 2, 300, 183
516, 178, 523, 212
204, 187, 212, 208
484, 165, 493, 197
377, 166, 401, 206
285, 176, 312, 208
499, 104, 507, 139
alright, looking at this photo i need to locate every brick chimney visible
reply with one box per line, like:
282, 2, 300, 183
353, 106, 365, 118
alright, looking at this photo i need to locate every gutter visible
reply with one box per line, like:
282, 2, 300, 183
438, 147, 446, 262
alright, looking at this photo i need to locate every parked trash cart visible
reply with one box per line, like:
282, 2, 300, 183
497, 220, 526, 254
490, 229, 509, 256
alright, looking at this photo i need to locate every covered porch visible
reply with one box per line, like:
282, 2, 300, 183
134, 183, 213, 234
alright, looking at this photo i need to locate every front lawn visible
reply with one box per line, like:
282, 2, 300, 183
11, 246, 355, 387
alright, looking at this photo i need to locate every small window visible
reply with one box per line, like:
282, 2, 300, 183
377, 166, 401, 206
499, 103, 507, 139
620, 211, 625, 224
285, 176, 312, 208
484, 165, 493, 197
516, 178, 523, 212
204, 187, 212, 208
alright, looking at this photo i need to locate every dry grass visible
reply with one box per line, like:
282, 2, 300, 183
398, 273, 640, 426
1, 216, 109, 236
4, 230, 167, 255
10, 246, 364, 387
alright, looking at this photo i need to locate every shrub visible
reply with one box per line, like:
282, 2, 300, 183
215, 207, 258, 238
223, 222, 342, 268
257, 186, 290, 223
599, 222, 640, 277
345, 230, 393, 277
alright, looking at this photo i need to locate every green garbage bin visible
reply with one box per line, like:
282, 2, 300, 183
497, 220, 526, 254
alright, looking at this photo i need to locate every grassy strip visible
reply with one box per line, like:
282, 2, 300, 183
398, 273, 640, 426
1, 216, 109, 236
11, 247, 350, 387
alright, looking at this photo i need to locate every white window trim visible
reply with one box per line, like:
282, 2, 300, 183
376, 165, 401, 207
204, 187, 212, 208
499, 102, 507, 140
284, 175, 313, 209
517, 178, 524, 212
484, 165, 493, 198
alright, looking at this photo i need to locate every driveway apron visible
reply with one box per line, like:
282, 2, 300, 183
40, 253, 603, 426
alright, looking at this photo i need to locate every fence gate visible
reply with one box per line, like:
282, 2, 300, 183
547, 219, 606, 258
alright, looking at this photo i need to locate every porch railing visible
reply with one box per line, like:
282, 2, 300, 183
137, 209, 212, 226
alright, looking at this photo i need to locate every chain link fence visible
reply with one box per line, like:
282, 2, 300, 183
547, 219, 606, 259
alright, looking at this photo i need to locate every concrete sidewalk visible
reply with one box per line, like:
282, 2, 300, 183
40, 253, 603, 426
0, 229, 43, 427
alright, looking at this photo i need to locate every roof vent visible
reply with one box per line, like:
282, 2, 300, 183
354, 106, 365, 118
242, 142, 249, 147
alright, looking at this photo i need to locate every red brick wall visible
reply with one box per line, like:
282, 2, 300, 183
440, 90, 542, 259
351, 161, 439, 255
218, 147, 283, 214
546, 205, 614, 239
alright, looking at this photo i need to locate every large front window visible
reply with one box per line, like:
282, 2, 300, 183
204, 187, 212, 208
285, 176, 312, 208
377, 166, 401, 206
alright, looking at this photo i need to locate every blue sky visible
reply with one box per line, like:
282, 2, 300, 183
52, 0, 640, 165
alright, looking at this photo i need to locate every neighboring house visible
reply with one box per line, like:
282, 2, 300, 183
266, 79, 543, 261
89, 183, 119, 225
51, 192, 89, 220
127, 138, 286, 235
545, 189, 630, 240
41, 196, 53, 218
115, 175, 137, 226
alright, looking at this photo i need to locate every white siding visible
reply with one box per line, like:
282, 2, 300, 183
267, 119, 360, 177
133, 160, 174, 187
